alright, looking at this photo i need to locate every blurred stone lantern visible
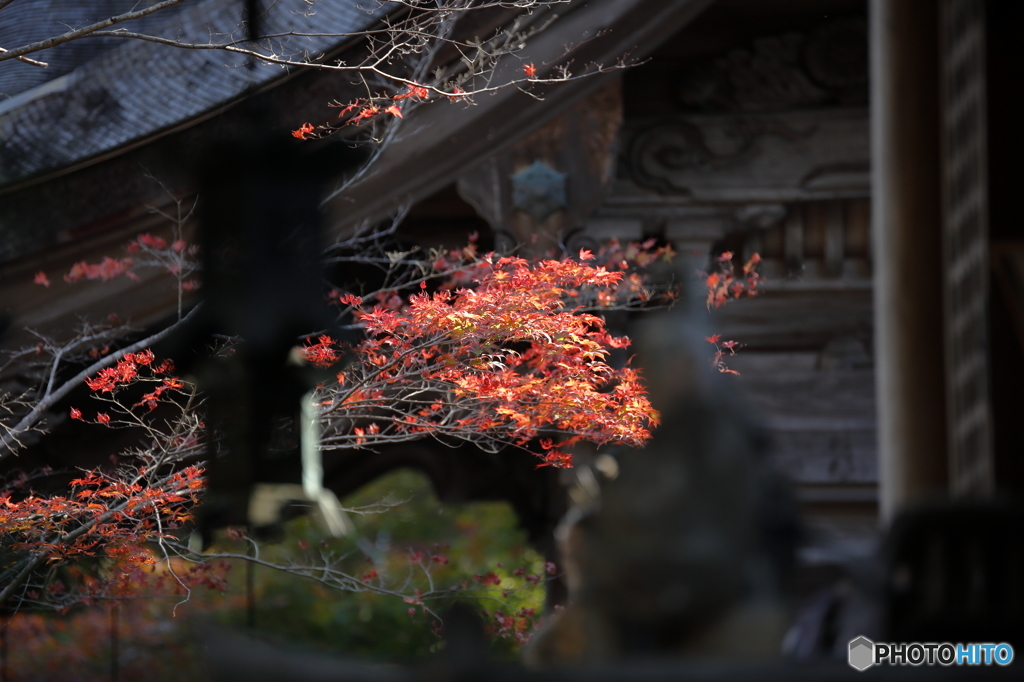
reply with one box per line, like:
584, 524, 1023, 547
167, 133, 365, 541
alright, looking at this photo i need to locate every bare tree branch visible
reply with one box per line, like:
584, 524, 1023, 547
0, 467, 199, 607
0, 46, 48, 67
0, 0, 186, 63
0, 305, 200, 460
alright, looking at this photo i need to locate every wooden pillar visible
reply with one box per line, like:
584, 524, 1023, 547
870, 0, 949, 522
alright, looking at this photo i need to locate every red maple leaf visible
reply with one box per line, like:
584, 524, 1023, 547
392, 83, 429, 101
136, 233, 167, 250
349, 105, 381, 125
473, 572, 501, 586
303, 335, 340, 367
292, 122, 315, 140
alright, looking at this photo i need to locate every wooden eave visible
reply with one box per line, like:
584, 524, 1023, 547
0, 0, 713, 351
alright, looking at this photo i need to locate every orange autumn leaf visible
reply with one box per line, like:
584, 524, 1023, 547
292, 122, 315, 140
392, 83, 429, 101
349, 105, 380, 125
704, 251, 761, 311
302, 335, 340, 367
319, 255, 661, 465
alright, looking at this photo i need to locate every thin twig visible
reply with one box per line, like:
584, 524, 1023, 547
0, 305, 200, 459
0, 0, 187, 63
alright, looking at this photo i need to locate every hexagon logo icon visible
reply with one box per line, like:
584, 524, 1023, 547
848, 636, 875, 671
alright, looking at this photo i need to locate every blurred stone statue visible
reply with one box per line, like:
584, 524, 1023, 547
525, 289, 798, 665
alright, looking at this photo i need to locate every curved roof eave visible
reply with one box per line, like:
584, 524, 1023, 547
0, 0, 713, 352
328, 0, 715, 233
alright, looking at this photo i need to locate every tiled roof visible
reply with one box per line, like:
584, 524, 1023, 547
0, 1, 200, 99
0, 0, 387, 187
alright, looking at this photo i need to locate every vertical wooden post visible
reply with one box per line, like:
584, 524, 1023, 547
247, 539, 256, 629
870, 0, 950, 522
823, 201, 846, 278
110, 602, 119, 682
1, 615, 8, 682
783, 207, 804, 276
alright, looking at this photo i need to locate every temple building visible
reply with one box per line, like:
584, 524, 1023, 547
2, 0, 1022, 654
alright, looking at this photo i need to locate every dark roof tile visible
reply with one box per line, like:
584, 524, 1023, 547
0, 0, 386, 186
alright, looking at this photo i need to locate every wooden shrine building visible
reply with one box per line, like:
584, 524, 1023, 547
2, 0, 1023, 645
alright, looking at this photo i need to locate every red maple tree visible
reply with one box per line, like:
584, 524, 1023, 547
315, 251, 659, 467
2, 231, 671, 620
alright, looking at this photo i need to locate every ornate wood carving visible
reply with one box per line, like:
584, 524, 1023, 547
676, 17, 868, 113
456, 78, 623, 255
623, 16, 869, 204
626, 109, 869, 202
509, 160, 569, 224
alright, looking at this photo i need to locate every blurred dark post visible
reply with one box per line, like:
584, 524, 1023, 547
822, 3, 1021, 655
882, 503, 1024, 646
869, 0, 950, 521
1, 615, 7, 682
871, 0, 1001, 514
191, 138, 332, 532
163, 127, 365, 538
245, 0, 262, 42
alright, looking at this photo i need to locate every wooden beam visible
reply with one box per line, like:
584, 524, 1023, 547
324, 0, 716, 235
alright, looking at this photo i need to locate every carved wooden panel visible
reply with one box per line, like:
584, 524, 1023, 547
742, 199, 872, 280
673, 17, 868, 113
456, 79, 623, 255
626, 109, 869, 202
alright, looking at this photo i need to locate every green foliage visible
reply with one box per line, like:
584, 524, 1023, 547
230, 468, 547, 660
2, 469, 546, 677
